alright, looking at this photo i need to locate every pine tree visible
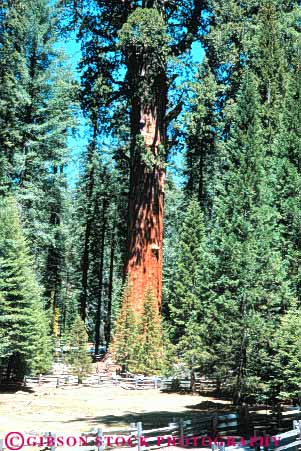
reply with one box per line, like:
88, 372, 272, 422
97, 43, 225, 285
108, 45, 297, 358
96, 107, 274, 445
0, 197, 51, 380
185, 61, 218, 208
66, 316, 92, 383
162, 177, 185, 319
169, 198, 215, 374
0, 0, 78, 334
139, 289, 164, 375
252, 1, 301, 307
110, 280, 140, 372
270, 305, 301, 404
112, 284, 165, 374
209, 71, 293, 404
0, 0, 29, 194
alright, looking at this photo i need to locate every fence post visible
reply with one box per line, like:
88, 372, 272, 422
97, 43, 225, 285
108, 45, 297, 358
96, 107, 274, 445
238, 404, 250, 435
39, 374, 42, 386
50, 433, 56, 451
179, 418, 184, 443
23, 376, 26, 387
212, 414, 218, 436
292, 419, 301, 451
98, 374, 101, 385
0, 437, 3, 451
97, 428, 103, 451
137, 421, 143, 451
154, 377, 158, 389
56, 377, 60, 388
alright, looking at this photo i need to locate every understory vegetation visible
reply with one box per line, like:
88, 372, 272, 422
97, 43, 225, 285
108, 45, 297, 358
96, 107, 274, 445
0, 0, 300, 405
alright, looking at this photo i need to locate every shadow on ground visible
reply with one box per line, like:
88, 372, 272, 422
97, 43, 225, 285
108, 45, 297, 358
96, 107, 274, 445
64, 397, 232, 429
0, 384, 34, 394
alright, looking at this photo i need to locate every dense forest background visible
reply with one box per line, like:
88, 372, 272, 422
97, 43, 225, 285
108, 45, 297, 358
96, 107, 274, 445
0, 0, 300, 406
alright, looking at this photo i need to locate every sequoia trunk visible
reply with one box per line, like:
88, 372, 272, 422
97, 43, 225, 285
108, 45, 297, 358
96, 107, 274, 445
126, 77, 167, 313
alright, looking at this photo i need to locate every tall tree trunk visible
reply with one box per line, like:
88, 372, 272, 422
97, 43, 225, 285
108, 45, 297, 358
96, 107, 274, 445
234, 297, 247, 405
95, 196, 107, 355
79, 124, 97, 321
45, 165, 61, 324
125, 65, 167, 314
105, 226, 115, 347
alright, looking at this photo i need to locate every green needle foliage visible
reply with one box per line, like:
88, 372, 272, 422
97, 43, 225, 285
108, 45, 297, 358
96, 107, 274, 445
139, 289, 164, 375
271, 305, 301, 403
112, 283, 164, 375
209, 70, 294, 403
111, 280, 141, 372
66, 316, 92, 383
0, 0, 300, 406
0, 197, 51, 381
169, 198, 214, 371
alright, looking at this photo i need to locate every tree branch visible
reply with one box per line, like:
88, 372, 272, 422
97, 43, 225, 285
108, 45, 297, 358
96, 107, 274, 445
172, 0, 204, 56
165, 100, 183, 124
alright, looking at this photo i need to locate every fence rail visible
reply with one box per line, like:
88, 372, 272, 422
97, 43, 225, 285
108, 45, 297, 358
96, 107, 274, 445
22, 374, 161, 389
1, 414, 301, 451
0, 420, 184, 451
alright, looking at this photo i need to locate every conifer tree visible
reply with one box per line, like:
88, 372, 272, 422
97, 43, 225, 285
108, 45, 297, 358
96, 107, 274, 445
209, 71, 293, 403
169, 198, 214, 373
0, 0, 77, 334
270, 305, 301, 403
252, 1, 301, 307
111, 280, 140, 372
139, 289, 164, 375
66, 316, 92, 383
185, 62, 218, 207
0, 197, 51, 380
0, 0, 28, 194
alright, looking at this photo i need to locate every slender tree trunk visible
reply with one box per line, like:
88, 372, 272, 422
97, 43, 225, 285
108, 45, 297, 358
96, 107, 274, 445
80, 216, 93, 321
79, 125, 97, 321
45, 166, 61, 321
198, 147, 204, 206
95, 196, 107, 354
105, 226, 115, 347
234, 298, 247, 405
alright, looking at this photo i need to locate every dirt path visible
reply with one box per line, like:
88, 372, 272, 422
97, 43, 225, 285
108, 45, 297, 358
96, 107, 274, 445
0, 385, 231, 434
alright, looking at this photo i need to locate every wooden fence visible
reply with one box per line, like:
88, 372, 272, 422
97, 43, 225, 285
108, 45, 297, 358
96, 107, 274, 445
215, 419, 301, 451
1, 415, 301, 451
0, 420, 184, 451
23, 374, 161, 389
160, 377, 227, 393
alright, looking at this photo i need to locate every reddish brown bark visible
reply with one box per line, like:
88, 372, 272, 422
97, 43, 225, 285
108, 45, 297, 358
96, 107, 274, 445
126, 101, 166, 314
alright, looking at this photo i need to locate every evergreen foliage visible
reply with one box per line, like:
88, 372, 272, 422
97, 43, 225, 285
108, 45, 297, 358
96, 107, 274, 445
110, 280, 141, 372
0, 197, 51, 380
0, 0, 300, 406
271, 305, 301, 403
112, 283, 165, 375
139, 289, 164, 375
185, 62, 218, 207
66, 316, 92, 383
169, 198, 214, 372
209, 70, 294, 403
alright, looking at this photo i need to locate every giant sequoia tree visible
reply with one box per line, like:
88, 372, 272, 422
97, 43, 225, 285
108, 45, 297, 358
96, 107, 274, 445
61, 0, 204, 320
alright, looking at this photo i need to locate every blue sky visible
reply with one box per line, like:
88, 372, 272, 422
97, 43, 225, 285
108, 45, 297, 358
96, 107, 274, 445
61, 35, 205, 187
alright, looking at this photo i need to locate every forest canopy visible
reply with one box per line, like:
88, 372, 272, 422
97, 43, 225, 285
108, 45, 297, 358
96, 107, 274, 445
0, 0, 300, 405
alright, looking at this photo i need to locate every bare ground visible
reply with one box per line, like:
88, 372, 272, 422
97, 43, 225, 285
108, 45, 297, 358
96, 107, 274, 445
0, 385, 232, 434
